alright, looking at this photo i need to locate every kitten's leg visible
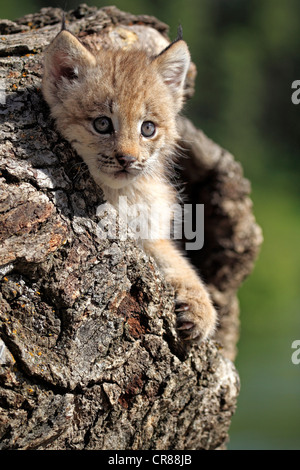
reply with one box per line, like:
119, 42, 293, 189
144, 239, 217, 342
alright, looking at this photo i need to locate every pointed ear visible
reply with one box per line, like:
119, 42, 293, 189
42, 30, 96, 107
154, 40, 190, 110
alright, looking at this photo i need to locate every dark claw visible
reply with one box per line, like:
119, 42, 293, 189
175, 300, 204, 343
175, 302, 189, 313
182, 329, 202, 342
176, 321, 194, 330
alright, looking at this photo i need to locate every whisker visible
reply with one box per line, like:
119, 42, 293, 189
74, 168, 90, 182
178, 137, 195, 145
68, 160, 86, 171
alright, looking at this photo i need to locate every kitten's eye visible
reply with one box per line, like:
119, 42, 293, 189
93, 116, 114, 134
141, 121, 156, 138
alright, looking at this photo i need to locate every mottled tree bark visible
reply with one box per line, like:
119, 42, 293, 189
0, 5, 262, 450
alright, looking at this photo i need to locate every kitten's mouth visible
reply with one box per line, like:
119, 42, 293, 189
113, 168, 140, 180
114, 169, 130, 179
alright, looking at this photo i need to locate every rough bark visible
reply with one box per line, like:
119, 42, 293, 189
0, 5, 262, 450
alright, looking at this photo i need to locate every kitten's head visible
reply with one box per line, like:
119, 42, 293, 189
42, 30, 190, 189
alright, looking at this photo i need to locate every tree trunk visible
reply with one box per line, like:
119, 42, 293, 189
0, 5, 262, 450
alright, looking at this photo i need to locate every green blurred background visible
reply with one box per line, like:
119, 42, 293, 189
2, 0, 300, 450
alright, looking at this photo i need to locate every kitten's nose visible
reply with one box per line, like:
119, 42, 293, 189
116, 154, 137, 168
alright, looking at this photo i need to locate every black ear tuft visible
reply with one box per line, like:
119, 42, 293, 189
61, 12, 67, 32
157, 25, 185, 59
176, 25, 183, 42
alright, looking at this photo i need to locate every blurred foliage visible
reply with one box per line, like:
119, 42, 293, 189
1, 0, 300, 450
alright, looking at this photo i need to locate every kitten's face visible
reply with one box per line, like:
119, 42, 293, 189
42, 31, 190, 189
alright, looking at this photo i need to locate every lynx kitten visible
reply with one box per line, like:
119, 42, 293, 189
42, 25, 217, 343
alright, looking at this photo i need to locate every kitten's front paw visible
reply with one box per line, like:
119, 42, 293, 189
175, 290, 217, 343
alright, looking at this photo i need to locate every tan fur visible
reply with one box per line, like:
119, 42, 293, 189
42, 29, 217, 342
